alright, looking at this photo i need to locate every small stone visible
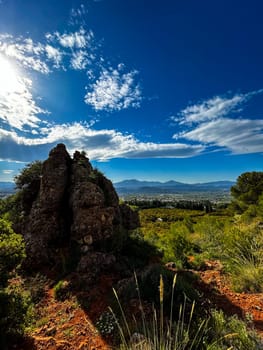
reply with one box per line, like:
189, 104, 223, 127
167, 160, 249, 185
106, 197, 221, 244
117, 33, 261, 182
81, 245, 89, 253
78, 342, 89, 350
83, 235, 93, 245
45, 326, 57, 336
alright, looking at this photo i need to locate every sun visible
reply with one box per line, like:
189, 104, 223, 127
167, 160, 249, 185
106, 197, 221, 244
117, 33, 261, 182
0, 54, 24, 94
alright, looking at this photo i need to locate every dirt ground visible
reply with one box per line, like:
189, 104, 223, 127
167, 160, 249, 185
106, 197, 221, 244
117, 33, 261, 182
198, 261, 263, 338
13, 262, 263, 350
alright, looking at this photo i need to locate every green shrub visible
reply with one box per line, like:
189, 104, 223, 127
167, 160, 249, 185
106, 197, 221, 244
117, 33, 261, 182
14, 161, 42, 190
222, 224, 263, 292
115, 265, 198, 313
0, 286, 33, 341
192, 216, 227, 260
25, 273, 49, 303
110, 274, 263, 350
54, 280, 70, 301
231, 264, 263, 293
157, 221, 198, 267
0, 193, 23, 223
0, 218, 25, 287
0, 217, 31, 347
205, 309, 263, 350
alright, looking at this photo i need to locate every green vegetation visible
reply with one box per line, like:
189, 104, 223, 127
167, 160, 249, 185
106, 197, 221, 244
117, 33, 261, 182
14, 160, 42, 190
137, 182, 263, 292
0, 161, 43, 224
125, 198, 213, 211
139, 209, 204, 268
0, 218, 25, 283
230, 171, 263, 216
54, 279, 70, 301
110, 273, 262, 350
222, 221, 263, 292
0, 217, 32, 348
1, 166, 263, 348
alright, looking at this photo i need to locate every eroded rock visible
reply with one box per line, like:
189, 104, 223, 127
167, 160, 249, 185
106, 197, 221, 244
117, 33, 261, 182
21, 144, 139, 275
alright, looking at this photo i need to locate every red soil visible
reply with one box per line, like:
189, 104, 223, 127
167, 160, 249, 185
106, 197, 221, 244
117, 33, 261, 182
198, 262, 263, 338
13, 262, 263, 349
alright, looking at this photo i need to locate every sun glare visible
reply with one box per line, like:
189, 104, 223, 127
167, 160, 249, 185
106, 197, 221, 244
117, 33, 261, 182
0, 54, 24, 94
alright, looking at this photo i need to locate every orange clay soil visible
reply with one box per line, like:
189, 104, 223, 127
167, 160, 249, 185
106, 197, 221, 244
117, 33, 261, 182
14, 263, 263, 350
196, 261, 263, 338
18, 275, 117, 350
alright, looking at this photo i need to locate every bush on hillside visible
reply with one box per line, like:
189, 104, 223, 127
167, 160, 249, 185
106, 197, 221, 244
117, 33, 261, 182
0, 217, 32, 347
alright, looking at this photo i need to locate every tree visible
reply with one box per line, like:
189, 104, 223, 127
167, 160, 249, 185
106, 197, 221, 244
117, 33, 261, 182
14, 161, 42, 215
14, 160, 42, 190
231, 172, 263, 213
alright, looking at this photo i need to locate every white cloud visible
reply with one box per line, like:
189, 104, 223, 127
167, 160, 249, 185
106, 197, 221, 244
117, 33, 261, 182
172, 90, 263, 155
2, 169, 13, 174
177, 118, 263, 154
69, 4, 88, 26
0, 35, 50, 73
0, 28, 94, 74
70, 50, 89, 70
45, 45, 63, 68
0, 55, 48, 130
85, 66, 142, 111
0, 28, 143, 113
0, 122, 204, 162
45, 27, 96, 71
50, 27, 92, 49
175, 90, 263, 125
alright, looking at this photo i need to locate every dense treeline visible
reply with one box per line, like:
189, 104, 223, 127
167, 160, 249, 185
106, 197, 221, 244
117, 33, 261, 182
125, 198, 213, 212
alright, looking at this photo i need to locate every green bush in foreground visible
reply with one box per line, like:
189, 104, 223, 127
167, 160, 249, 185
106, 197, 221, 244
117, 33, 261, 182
207, 309, 262, 350
0, 285, 33, 342
0, 217, 26, 286
0, 217, 32, 348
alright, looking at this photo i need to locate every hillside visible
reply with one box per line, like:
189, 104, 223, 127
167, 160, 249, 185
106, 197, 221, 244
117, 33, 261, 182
1, 148, 263, 349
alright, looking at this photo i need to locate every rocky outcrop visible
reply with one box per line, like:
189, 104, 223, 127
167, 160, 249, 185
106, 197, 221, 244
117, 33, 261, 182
23, 144, 72, 265
69, 151, 121, 245
22, 144, 139, 272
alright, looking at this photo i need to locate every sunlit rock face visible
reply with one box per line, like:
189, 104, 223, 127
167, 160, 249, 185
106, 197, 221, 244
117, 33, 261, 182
22, 143, 139, 270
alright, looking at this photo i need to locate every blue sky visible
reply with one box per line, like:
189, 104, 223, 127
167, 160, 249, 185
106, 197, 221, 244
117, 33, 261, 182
0, 0, 263, 183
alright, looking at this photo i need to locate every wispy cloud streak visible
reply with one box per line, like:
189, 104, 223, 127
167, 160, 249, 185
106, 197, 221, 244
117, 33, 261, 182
173, 90, 263, 155
173, 90, 263, 125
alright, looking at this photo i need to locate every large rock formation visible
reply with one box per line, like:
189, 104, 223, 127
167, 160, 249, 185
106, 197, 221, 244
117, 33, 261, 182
21, 144, 139, 272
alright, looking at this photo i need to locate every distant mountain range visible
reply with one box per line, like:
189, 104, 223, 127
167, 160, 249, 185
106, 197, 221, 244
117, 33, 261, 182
114, 179, 235, 194
0, 179, 236, 197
